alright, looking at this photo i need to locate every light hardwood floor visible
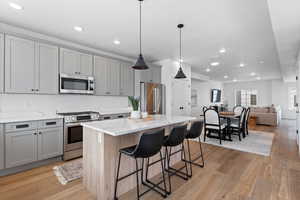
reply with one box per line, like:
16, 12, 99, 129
0, 120, 300, 200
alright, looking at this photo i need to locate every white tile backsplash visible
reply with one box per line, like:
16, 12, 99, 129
0, 94, 130, 114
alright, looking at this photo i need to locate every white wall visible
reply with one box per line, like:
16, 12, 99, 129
223, 80, 273, 109
271, 79, 296, 119
0, 94, 129, 114
155, 59, 191, 116
191, 79, 223, 116
223, 79, 296, 119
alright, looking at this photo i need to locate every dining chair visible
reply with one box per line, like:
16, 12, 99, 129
233, 106, 244, 115
229, 108, 246, 141
244, 108, 251, 135
204, 108, 227, 144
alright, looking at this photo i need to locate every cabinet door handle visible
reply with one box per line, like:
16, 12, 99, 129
16, 124, 29, 129
39, 132, 42, 135
33, 133, 37, 135
31, 89, 35, 91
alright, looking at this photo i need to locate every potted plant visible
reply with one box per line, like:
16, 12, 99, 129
128, 96, 141, 119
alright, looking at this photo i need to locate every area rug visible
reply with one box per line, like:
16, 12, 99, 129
200, 130, 274, 156
53, 158, 82, 185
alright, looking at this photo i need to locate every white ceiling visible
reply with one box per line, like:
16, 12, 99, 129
0, 0, 290, 82
267, 0, 300, 82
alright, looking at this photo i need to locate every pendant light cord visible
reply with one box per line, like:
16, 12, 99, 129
179, 27, 182, 68
139, 0, 142, 55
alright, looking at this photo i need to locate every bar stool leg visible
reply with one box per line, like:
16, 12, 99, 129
186, 139, 193, 177
114, 152, 122, 200
159, 150, 168, 197
135, 158, 140, 200
165, 147, 172, 194
181, 143, 189, 180
198, 137, 205, 167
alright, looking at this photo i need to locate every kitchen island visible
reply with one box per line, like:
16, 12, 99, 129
81, 115, 196, 200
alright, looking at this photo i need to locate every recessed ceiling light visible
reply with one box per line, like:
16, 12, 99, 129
206, 68, 211, 72
256, 77, 261, 80
259, 61, 264, 64
73, 26, 83, 32
233, 79, 237, 82
219, 48, 226, 53
250, 72, 256, 76
224, 75, 228, 79
210, 62, 220, 66
239, 63, 245, 67
113, 39, 120, 45
9, 2, 23, 10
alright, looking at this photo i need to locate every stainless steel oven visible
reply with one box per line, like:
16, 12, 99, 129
57, 111, 101, 161
60, 73, 95, 94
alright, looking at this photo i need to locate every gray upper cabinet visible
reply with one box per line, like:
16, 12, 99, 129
0, 34, 4, 93
5, 36, 36, 93
138, 65, 161, 83
37, 127, 63, 160
80, 53, 93, 76
60, 48, 93, 76
94, 56, 120, 96
36, 43, 59, 94
5, 35, 59, 94
151, 66, 161, 83
0, 124, 4, 170
120, 62, 134, 96
5, 130, 38, 168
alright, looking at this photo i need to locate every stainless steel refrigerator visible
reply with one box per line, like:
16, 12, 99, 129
140, 82, 165, 115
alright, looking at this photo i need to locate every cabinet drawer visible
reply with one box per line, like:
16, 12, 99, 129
38, 119, 63, 129
5, 121, 38, 133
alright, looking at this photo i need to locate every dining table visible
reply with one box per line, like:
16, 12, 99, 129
219, 112, 242, 140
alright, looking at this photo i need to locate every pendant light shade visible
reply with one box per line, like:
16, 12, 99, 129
175, 24, 187, 79
132, 0, 149, 70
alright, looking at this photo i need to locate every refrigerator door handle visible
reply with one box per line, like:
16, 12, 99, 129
153, 88, 157, 114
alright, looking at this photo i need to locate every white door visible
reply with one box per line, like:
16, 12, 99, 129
38, 127, 63, 160
80, 53, 93, 76
36, 43, 59, 94
172, 79, 191, 116
60, 48, 80, 75
0, 33, 4, 93
296, 74, 300, 147
5, 130, 38, 168
5, 36, 36, 93
0, 124, 4, 170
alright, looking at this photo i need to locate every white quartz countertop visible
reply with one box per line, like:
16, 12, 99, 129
81, 115, 197, 136
0, 112, 63, 124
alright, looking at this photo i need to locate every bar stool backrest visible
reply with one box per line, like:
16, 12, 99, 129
133, 129, 165, 158
164, 125, 187, 147
188, 121, 204, 139
239, 108, 246, 127
233, 106, 244, 115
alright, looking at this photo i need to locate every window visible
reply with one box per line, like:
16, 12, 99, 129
236, 90, 257, 107
288, 87, 296, 110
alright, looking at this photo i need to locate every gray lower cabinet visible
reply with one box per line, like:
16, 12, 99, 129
0, 33, 4, 93
5, 130, 38, 168
0, 124, 4, 170
4, 119, 63, 169
37, 127, 63, 160
5, 35, 59, 94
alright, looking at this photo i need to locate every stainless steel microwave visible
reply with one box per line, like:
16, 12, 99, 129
59, 73, 95, 94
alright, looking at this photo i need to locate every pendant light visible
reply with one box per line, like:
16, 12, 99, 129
175, 24, 187, 79
132, 0, 149, 70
